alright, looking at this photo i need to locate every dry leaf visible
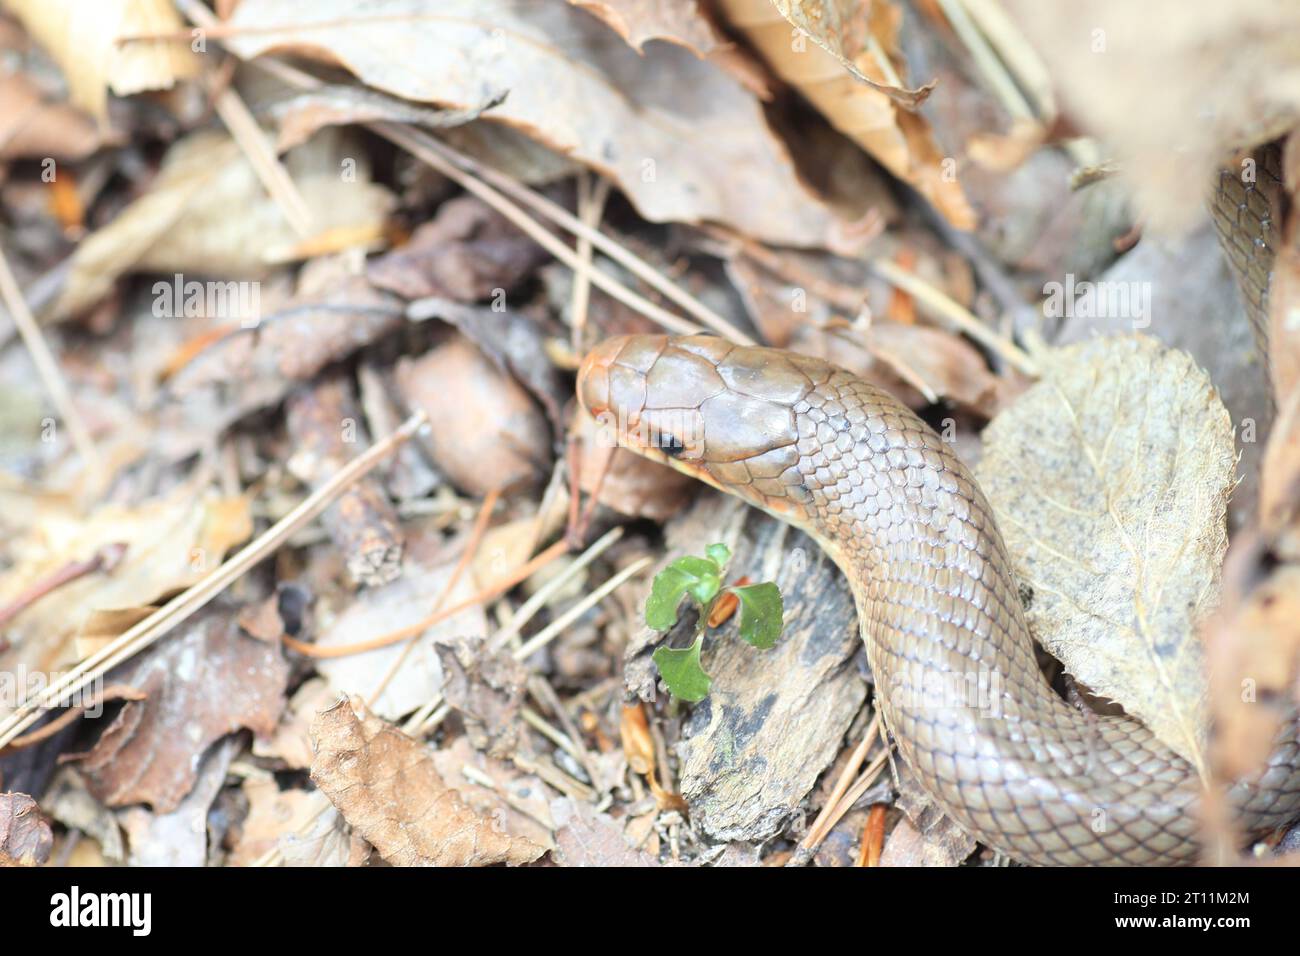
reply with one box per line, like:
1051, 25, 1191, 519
3, 0, 198, 119
435, 636, 529, 758
252, 676, 334, 770
73, 607, 289, 811
116, 737, 237, 866
429, 736, 557, 850
309, 696, 545, 866
276, 791, 363, 867
50, 129, 395, 320
716, 0, 974, 228
0, 71, 104, 160
395, 335, 552, 495
976, 335, 1236, 766
570, 0, 721, 54
0, 792, 52, 866
314, 556, 488, 721
549, 796, 658, 866
225, 0, 842, 246
229, 776, 322, 866
0, 483, 251, 691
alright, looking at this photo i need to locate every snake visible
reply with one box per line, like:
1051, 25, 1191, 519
574, 149, 1300, 865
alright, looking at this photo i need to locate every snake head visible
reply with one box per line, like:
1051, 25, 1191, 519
577, 334, 816, 522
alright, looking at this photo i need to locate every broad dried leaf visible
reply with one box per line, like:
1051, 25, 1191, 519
51, 129, 395, 320
310, 697, 545, 866
0, 792, 52, 866
716, 0, 974, 228
976, 335, 1235, 766
314, 553, 489, 721
74, 607, 289, 811
225, 0, 841, 246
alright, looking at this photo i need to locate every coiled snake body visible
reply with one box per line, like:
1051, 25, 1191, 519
576, 163, 1300, 863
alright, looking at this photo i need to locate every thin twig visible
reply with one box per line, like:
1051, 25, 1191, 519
868, 258, 1039, 376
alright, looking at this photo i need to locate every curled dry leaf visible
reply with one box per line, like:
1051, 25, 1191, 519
309, 696, 545, 866
270, 85, 503, 153
73, 606, 290, 811
3, 0, 198, 119
716, 0, 974, 229
395, 334, 552, 496
0, 792, 52, 866
225, 0, 842, 246
976, 335, 1236, 767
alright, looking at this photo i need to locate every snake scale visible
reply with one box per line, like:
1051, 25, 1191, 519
576, 151, 1300, 865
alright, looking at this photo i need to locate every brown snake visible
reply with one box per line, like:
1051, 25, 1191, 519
576, 152, 1300, 865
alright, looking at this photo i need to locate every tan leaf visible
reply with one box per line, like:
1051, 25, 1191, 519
716, 0, 974, 228
0, 483, 251, 690
313, 556, 488, 722
73, 607, 289, 811
2, 0, 198, 119
309, 696, 545, 866
224, 0, 841, 246
976, 335, 1235, 767
50, 129, 395, 321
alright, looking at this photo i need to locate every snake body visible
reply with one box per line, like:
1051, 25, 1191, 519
578, 323, 1300, 863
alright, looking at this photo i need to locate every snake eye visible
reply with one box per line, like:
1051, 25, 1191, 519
660, 434, 687, 457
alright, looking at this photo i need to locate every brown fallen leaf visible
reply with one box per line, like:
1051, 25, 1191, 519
116, 737, 238, 867
976, 335, 1236, 767
549, 796, 658, 866
229, 775, 323, 867
368, 195, 547, 304
0, 791, 52, 866
1205, 539, 1300, 779
252, 676, 334, 770
429, 736, 557, 850
225, 0, 843, 246
395, 334, 552, 496
716, 0, 974, 229
0, 482, 251, 693
0, 70, 105, 160
313, 554, 488, 721
72, 607, 289, 811
310, 696, 545, 866
880, 761, 976, 867
50, 129, 395, 321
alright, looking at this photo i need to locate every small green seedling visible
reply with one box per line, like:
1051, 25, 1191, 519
646, 543, 784, 702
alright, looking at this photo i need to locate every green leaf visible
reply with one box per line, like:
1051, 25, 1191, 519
728, 582, 784, 649
653, 637, 712, 701
645, 556, 722, 630
705, 542, 731, 570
